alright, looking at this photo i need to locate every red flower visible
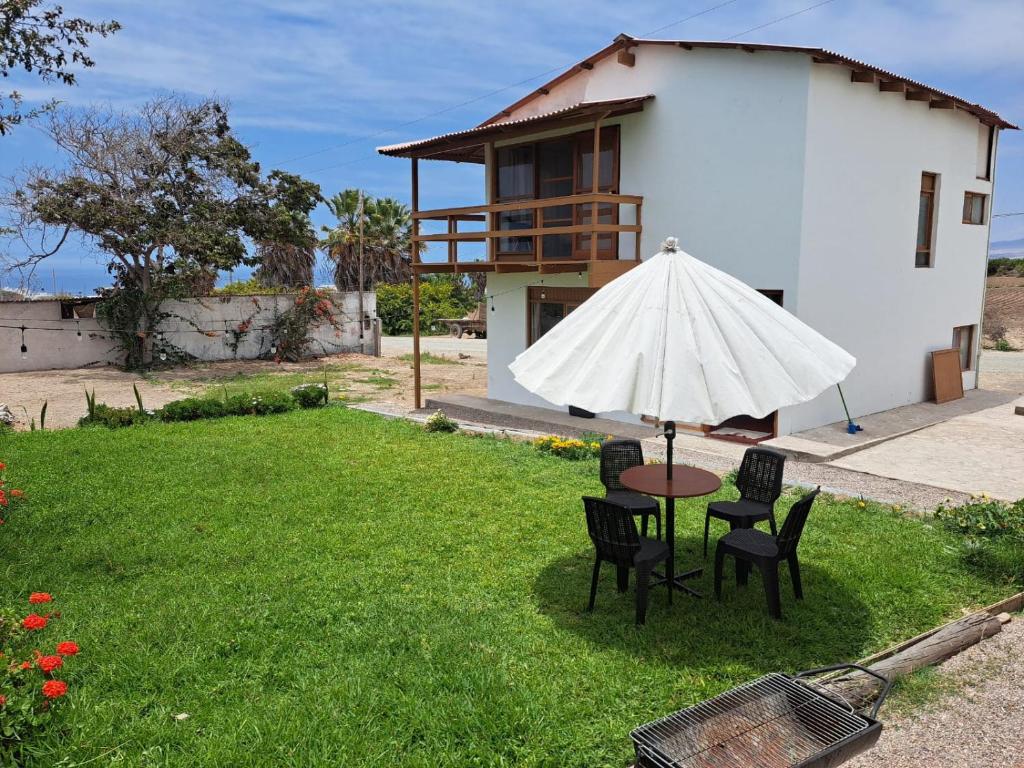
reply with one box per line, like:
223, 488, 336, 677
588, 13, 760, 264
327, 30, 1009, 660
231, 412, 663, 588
0, 462, 6, 470
0, 695, 6, 707
20, 661, 32, 670
22, 614, 47, 631
0, 495, 7, 508
29, 592, 53, 604
56, 642, 79, 656
41, 680, 67, 699
10, 489, 23, 498
36, 655, 62, 674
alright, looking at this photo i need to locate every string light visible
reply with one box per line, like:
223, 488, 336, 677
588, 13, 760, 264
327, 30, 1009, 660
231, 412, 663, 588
19, 325, 28, 359
76, 320, 82, 340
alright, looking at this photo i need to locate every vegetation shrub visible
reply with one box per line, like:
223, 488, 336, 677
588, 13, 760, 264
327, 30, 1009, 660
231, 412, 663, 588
223, 390, 296, 416
934, 495, 1024, 540
423, 410, 458, 433
78, 404, 150, 429
268, 286, 338, 362
210, 278, 285, 296
159, 397, 226, 422
987, 257, 1024, 277
533, 435, 603, 460
376, 277, 478, 336
0, 463, 79, 764
291, 383, 328, 408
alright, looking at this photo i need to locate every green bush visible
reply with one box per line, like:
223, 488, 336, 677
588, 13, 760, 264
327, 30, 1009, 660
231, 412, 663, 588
210, 277, 285, 296
376, 277, 477, 335
994, 338, 1016, 352
291, 383, 328, 408
78, 404, 151, 429
159, 397, 226, 422
223, 390, 296, 416
423, 409, 458, 433
987, 257, 1024, 277
934, 495, 1024, 539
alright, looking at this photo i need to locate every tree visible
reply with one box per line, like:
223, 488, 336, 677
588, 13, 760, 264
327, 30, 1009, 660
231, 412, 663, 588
321, 189, 414, 290
2, 96, 320, 367
254, 172, 321, 289
0, 0, 120, 135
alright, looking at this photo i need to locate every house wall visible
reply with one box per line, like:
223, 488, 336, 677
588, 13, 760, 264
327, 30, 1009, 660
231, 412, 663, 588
0, 292, 375, 373
784, 63, 995, 434
487, 46, 813, 426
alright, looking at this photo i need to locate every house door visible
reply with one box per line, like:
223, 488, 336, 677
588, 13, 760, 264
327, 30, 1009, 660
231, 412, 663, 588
708, 290, 783, 443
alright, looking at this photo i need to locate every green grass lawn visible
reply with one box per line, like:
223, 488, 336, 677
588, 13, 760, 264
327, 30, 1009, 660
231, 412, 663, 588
0, 408, 1020, 766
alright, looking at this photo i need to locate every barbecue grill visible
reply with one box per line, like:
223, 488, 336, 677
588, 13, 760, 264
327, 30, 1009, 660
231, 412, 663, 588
631, 664, 891, 768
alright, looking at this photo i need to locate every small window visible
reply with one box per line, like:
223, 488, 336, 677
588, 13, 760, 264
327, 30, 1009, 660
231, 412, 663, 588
916, 172, 937, 268
952, 325, 974, 371
963, 192, 986, 225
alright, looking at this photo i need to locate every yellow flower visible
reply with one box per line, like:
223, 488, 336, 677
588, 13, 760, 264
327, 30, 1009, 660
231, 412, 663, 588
857, 500, 866, 509
982, 492, 990, 500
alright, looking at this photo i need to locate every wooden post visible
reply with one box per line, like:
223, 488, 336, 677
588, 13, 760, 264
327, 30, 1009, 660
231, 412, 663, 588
357, 190, 365, 354
411, 158, 422, 409
635, 200, 642, 262
590, 116, 603, 262
447, 216, 456, 263
485, 142, 496, 263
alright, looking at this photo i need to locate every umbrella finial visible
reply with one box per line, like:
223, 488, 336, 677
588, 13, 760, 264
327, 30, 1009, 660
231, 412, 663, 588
661, 236, 680, 253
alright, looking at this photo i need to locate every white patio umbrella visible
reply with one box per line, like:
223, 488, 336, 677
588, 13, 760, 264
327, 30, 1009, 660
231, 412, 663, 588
509, 237, 855, 466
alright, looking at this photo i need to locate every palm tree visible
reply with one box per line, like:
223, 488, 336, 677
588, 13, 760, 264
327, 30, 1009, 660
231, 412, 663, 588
255, 240, 315, 289
321, 190, 414, 290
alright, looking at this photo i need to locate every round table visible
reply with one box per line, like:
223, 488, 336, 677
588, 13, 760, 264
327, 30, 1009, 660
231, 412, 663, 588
620, 464, 721, 600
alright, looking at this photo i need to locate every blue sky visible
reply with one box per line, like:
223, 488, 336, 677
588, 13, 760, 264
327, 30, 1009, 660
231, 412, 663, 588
2, 0, 1022, 294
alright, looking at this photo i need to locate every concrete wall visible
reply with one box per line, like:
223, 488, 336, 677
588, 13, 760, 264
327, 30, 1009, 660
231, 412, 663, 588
783, 62, 994, 434
0, 292, 376, 373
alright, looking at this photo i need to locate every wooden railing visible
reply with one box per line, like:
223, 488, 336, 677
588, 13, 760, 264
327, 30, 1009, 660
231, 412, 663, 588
410, 192, 643, 270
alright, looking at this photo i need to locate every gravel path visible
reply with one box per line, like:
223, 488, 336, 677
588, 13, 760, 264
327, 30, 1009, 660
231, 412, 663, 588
847, 616, 1024, 768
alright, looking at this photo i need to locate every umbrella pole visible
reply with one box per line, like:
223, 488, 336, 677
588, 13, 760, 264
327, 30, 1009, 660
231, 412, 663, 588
664, 420, 676, 479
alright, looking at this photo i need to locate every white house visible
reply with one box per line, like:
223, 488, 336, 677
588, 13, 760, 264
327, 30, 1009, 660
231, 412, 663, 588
379, 34, 1016, 439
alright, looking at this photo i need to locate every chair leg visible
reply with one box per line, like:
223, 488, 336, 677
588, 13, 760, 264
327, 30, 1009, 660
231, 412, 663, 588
703, 513, 711, 557
588, 557, 601, 611
616, 565, 629, 593
762, 563, 782, 619
714, 547, 726, 600
655, 511, 662, 541
788, 554, 803, 600
736, 558, 750, 587
635, 565, 651, 625
769, 512, 778, 536
641, 513, 649, 538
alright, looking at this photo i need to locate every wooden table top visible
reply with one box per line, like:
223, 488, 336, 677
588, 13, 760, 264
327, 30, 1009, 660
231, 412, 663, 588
620, 464, 722, 499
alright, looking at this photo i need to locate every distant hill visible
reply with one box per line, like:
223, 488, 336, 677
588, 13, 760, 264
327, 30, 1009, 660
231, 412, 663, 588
990, 238, 1024, 260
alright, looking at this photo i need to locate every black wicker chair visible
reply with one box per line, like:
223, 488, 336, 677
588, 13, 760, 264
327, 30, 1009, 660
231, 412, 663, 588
600, 439, 661, 540
713, 487, 820, 619
583, 496, 669, 625
703, 447, 786, 557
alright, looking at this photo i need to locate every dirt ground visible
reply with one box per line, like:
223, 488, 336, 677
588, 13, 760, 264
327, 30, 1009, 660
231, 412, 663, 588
983, 274, 1024, 349
0, 338, 486, 431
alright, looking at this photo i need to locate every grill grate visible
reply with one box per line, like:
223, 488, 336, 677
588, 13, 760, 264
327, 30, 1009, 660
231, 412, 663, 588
632, 673, 874, 768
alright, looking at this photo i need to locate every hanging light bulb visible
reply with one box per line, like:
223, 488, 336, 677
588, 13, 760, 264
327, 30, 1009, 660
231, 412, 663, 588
76, 320, 83, 341
19, 325, 28, 359
270, 344, 277, 355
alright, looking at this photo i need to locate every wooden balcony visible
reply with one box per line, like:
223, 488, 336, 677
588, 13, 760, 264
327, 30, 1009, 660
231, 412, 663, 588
410, 192, 643, 286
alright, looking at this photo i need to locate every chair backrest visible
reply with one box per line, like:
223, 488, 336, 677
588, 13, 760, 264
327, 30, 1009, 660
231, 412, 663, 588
600, 439, 644, 492
583, 496, 641, 565
736, 447, 786, 506
777, 488, 820, 556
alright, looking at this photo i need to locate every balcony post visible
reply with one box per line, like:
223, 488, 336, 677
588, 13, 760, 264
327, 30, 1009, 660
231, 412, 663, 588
635, 200, 642, 262
590, 113, 610, 261
411, 157, 422, 409
485, 142, 496, 263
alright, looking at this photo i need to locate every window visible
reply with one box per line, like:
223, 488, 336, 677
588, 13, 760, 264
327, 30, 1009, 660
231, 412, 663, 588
952, 325, 974, 371
963, 192, 986, 225
493, 127, 620, 260
527, 286, 595, 345
916, 172, 937, 268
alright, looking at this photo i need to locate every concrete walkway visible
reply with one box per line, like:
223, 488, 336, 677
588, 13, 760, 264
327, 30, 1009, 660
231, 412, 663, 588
765, 389, 1016, 462
832, 394, 1024, 501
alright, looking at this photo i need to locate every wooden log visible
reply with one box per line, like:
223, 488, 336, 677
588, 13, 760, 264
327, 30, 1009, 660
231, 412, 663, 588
826, 611, 1003, 708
